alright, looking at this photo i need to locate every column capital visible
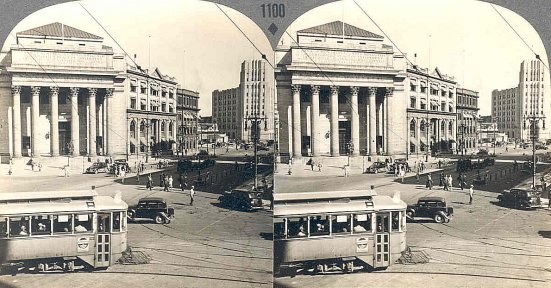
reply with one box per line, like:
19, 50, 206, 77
50, 86, 59, 95
385, 87, 394, 96
330, 85, 339, 94
368, 87, 377, 96
70, 87, 80, 95
311, 85, 320, 94
31, 86, 41, 96
350, 86, 359, 96
88, 88, 98, 96
106, 88, 114, 98
291, 84, 301, 94
11, 85, 21, 95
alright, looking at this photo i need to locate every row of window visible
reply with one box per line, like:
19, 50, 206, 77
274, 212, 405, 239
0, 212, 126, 239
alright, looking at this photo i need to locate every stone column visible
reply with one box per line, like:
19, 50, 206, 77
165, 120, 170, 141
368, 87, 377, 156
385, 87, 393, 154
12, 86, 22, 158
416, 118, 421, 154
88, 88, 97, 156
310, 85, 320, 156
31, 86, 41, 157
70, 88, 80, 156
50, 87, 60, 156
136, 118, 140, 152
292, 84, 302, 158
350, 86, 360, 156
330, 85, 340, 157
105, 88, 113, 156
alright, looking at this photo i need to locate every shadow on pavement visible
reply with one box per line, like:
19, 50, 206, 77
259, 232, 273, 241
537, 231, 551, 238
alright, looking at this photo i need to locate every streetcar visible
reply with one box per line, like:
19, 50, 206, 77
273, 190, 407, 275
0, 190, 128, 274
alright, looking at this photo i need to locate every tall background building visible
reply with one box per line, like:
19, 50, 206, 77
212, 59, 274, 143
492, 59, 550, 142
456, 87, 479, 154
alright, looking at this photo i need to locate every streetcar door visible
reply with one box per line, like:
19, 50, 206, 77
374, 213, 390, 268
95, 213, 111, 267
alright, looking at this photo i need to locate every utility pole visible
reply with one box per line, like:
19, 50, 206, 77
524, 115, 545, 189
492, 116, 497, 156
244, 114, 268, 190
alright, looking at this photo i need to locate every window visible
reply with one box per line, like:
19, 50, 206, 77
352, 214, 371, 234
410, 84, 417, 92
331, 214, 351, 234
130, 85, 137, 92
31, 215, 51, 235
130, 99, 136, 109
140, 87, 146, 94
309, 215, 330, 236
112, 212, 122, 232
420, 103, 426, 110
391, 212, 400, 232
53, 214, 72, 234
97, 213, 111, 233
287, 217, 307, 238
0, 217, 8, 238
10, 216, 30, 237
410, 98, 416, 108
75, 214, 92, 233
376, 214, 389, 233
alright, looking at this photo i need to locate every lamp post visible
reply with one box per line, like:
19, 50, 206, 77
244, 114, 268, 190
524, 115, 545, 189
492, 116, 497, 156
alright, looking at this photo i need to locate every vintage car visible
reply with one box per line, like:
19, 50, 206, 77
477, 149, 489, 156
127, 197, 175, 224
406, 196, 454, 223
497, 188, 541, 209
387, 158, 409, 174
218, 188, 263, 211
85, 162, 109, 174
365, 161, 387, 174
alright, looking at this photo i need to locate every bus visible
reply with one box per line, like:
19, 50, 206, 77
0, 190, 128, 274
273, 190, 407, 275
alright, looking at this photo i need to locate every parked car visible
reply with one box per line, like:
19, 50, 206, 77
110, 159, 130, 173
127, 197, 175, 224
218, 188, 263, 211
497, 188, 541, 209
365, 161, 387, 174
477, 149, 489, 156
388, 158, 409, 173
535, 144, 547, 150
85, 162, 109, 174
406, 197, 454, 223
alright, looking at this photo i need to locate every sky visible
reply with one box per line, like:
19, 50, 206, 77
0, 0, 547, 116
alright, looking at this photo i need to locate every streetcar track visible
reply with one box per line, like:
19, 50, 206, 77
377, 270, 547, 283
416, 246, 551, 258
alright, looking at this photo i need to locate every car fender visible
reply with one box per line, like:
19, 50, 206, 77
406, 209, 415, 219
127, 209, 137, 220
436, 210, 450, 220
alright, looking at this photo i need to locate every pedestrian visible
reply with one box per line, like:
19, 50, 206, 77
8, 162, 13, 176
469, 184, 474, 204
443, 175, 449, 191
141, 161, 145, 172
190, 185, 195, 206
400, 167, 405, 183
318, 162, 322, 172
416, 168, 420, 184
160, 173, 164, 188
121, 168, 126, 184
168, 175, 173, 191
136, 168, 140, 184
458, 173, 464, 190
63, 165, 69, 177
447, 174, 453, 191
439, 172, 444, 187
394, 165, 399, 177
163, 175, 169, 191
426, 174, 433, 190
308, 158, 315, 171
147, 174, 153, 190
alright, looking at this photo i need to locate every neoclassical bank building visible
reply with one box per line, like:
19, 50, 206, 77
276, 21, 458, 160
0, 23, 194, 160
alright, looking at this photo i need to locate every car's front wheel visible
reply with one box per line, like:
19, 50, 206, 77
154, 214, 165, 224
434, 214, 444, 224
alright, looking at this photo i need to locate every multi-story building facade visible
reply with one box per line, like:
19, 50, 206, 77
405, 65, 457, 157
456, 88, 479, 154
276, 21, 409, 159
492, 59, 550, 142
176, 88, 199, 155
0, 22, 187, 160
491, 87, 518, 139
212, 59, 274, 143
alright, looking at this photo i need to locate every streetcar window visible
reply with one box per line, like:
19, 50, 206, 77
53, 215, 72, 233
9, 216, 30, 237
309, 215, 329, 237
376, 214, 389, 233
121, 212, 127, 232
287, 217, 307, 238
113, 212, 121, 232
0, 217, 8, 238
331, 215, 351, 235
31, 215, 51, 235
97, 213, 111, 233
74, 214, 92, 233
391, 212, 400, 231
353, 214, 371, 234
274, 218, 286, 239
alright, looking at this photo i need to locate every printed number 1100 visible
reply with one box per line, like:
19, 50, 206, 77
261, 3, 285, 18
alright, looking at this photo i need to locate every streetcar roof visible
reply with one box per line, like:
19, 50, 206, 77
273, 190, 377, 203
0, 190, 96, 202
0, 195, 127, 215
274, 195, 406, 217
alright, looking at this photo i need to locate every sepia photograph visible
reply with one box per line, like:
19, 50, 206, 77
0, 0, 274, 287
273, 0, 551, 287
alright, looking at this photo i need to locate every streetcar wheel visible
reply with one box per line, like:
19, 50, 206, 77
434, 214, 444, 224
154, 215, 164, 224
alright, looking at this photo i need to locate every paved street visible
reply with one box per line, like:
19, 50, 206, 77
0, 154, 273, 288
274, 148, 551, 288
